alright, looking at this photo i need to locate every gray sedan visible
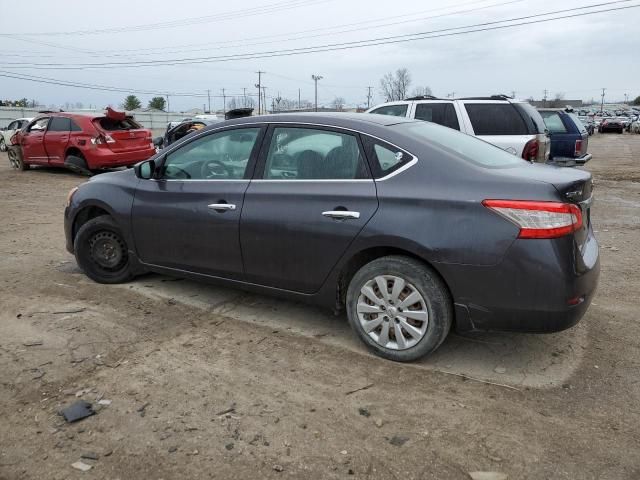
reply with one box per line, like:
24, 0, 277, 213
64, 113, 599, 361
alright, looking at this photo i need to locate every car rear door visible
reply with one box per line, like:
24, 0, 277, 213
131, 126, 265, 279
20, 117, 50, 164
412, 102, 461, 130
44, 116, 71, 165
459, 101, 532, 157
240, 125, 378, 293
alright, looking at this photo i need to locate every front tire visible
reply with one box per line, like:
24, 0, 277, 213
7, 147, 29, 171
346, 256, 452, 362
74, 215, 133, 284
0, 138, 7, 152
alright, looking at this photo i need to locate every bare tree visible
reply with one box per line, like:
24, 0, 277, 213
331, 97, 346, 111
379, 68, 412, 101
410, 86, 432, 98
228, 96, 256, 110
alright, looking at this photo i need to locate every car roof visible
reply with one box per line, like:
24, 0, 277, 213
215, 112, 416, 129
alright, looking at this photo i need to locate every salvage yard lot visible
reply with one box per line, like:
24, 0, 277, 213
1, 134, 639, 479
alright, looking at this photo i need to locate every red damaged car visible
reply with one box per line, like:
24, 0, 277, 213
8, 108, 155, 173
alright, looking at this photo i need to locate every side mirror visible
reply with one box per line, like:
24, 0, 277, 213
134, 159, 156, 179
153, 136, 164, 148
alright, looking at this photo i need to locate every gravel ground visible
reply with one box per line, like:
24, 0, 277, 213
1, 133, 639, 480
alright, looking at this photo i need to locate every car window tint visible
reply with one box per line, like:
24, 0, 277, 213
48, 117, 71, 132
540, 112, 567, 133
464, 103, 529, 135
370, 104, 408, 117
162, 128, 260, 180
395, 121, 525, 168
263, 127, 369, 180
28, 118, 49, 132
414, 103, 460, 130
70, 119, 82, 132
365, 140, 413, 178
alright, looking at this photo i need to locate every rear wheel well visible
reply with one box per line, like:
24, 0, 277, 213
72, 206, 111, 243
65, 147, 85, 160
336, 247, 453, 312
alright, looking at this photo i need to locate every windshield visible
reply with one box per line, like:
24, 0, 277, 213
394, 121, 526, 168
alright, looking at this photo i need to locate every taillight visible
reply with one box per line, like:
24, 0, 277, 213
90, 134, 115, 145
483, 200, 583, 239
574, 139, 583, 157
521, 139, 539, 161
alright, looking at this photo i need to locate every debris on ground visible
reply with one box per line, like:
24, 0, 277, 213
358, 407, 370, 417
71, 461, 92, 472
273, 464, 284, 472
59, 400, 95, 423
494, 366, 507, 374
216, 403, 237, 416
23, 340, 43, 347
388, 435, 409, 446
97, 399, 112, 406
345, 383, 374, 396
468, 472, 508, 480
374, 419, 384, 428
81, 452, 98, 460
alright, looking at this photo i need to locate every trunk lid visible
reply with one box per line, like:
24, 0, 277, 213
92, 116, 151, 153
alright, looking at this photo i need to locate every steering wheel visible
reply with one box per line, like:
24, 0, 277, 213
201, 159, 234, 179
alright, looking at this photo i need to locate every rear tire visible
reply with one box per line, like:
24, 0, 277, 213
346, 255, 452, 362
74, 215, 133, 284
65, 154, 92, 176
7, 147, 29, 171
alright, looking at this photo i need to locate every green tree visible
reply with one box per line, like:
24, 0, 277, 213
148, 96, 166, 111
123, 95, 142, 111
16, 98, 29, 107
633, 95, 640, 106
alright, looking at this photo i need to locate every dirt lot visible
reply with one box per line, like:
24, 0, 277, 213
1, 133, 639, 480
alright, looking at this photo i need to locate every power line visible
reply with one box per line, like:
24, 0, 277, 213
0, 0, 331, 37
2, 1, 635, 70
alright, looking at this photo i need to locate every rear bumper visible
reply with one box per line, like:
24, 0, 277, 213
548, 153, 592, 167
84, 146, 156, 169
438, 230, 600, 333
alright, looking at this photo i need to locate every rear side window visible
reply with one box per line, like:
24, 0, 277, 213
539, 112, 567, 133
70, 119, 82, 131
414, 103, 460, 130
464, 103, 529, 135
48, 117, 71, 132
362, 136, 413, 178
7, 121, 17, 130
263, 127, 369, 180
96, 117, 142, 131
370, 104, 408, 117
567, 112, 587, 134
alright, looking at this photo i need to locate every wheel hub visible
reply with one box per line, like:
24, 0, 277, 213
356, 275, 429, 351
89, 231, 126, 270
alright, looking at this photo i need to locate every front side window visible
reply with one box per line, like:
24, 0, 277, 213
263, 127, 369, 180
161, 128, 260, 180
370, 104, 408, 117
464, 103, 529, 135
414, 103, 460, 130
48, 117, 71, 132
539, 112, 567, 133
28, 118, 49, 132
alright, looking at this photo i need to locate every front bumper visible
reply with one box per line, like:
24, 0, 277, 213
438, 229, 600, 333
64, 206, 74, 254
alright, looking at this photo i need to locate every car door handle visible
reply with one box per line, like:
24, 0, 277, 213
322, 210, 360, 219
208, 203, 236, 211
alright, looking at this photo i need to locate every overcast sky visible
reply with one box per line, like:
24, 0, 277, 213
0, 0, 638, 112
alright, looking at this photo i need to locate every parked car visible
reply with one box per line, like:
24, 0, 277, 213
598, 118, 625, 133
0, 117, 32, 152
156, 119, 212, 149
538, 109, 592, 166
577, 116, 595, 135
64, 113, 599, 362
631, 117, 640, 134
9, 108, 155, 173
366, 95, 550, 163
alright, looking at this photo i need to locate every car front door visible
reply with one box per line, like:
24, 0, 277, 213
44, 116, 71, 165
131, 126, 265, 279
240, 125, 378, 293
21, 117, 50, 164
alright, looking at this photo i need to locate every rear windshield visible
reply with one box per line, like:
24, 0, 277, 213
464, 103, 531, 135
394, 121, 526, 168
95, 117, 142, 131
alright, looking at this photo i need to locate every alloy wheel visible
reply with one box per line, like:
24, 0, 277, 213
7, 149, 20, 169
356, 275, 429, 350
0, 138, 6, 152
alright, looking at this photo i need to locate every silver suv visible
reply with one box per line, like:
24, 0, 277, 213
366, 95, 550, 163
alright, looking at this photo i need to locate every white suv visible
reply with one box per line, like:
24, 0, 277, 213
366, 95, 550, 163
0, 117, 33, 152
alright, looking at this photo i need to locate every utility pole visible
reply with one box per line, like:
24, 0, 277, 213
165, 94, 170, 113
312, 74, 323, 112
298, 88, 301, 110
600, 88, 606, 113
221, 88, 226, 115
207, 89, 211, 113
255, 71, 264, 115
366, 86, 373, 109
242, 88, 247, 107
543, 89, 548, 107
511, 90, 516, 99
624, 93, 628, 104
261, 87, 267, 113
